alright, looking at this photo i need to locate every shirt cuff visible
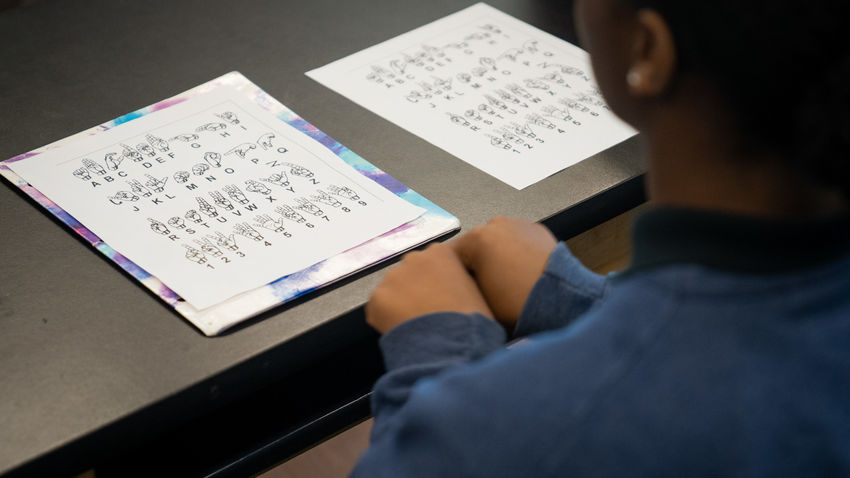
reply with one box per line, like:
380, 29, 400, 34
513, 242, 608, 338
379, 312, 507, 371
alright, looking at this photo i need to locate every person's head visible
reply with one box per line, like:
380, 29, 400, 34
574, 0, 850, 209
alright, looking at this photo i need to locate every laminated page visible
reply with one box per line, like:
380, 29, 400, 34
307, 3, 636, 189
2, 73, 457, 335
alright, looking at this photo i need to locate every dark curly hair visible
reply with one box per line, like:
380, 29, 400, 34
630, 1, 850, 198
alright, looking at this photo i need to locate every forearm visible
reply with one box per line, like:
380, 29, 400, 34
513, 243, 609, 338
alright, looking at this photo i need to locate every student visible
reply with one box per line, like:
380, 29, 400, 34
352, 0, 850, 475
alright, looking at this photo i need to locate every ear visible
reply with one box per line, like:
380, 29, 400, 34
626, 9, 676, 97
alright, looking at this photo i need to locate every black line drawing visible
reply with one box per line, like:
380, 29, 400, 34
194, 237, 224, 257
145, 134, 169, 153
192, 163, 210, 176
488, 135, 513, 150
457, 72, 472, 84
108, 191, 139, 202
204, 151, 222, 168
209, 231, 238, 251
471, 66, 489, 77
505, 83, 538, 101
257, 133, 276, 150
148, 218, 170, 235
73, 167, 91, 181
185, 209, 204, 223
209, 190, 234, 211
195, 122, 227, 132
196, 197, 218, 217
216, 111, 240, 125
260, 172, 290, 188
327, 185, 360, 201
144, 174, 168, 193
498, 48, 523, 62
136, 143, 156, 157
295, 198, 324, 217
274, 205, 306, 224
478, 104, 504, 118
224, 142, 257, 159
283, 163, 314, 178
485, 95, 517, 114
127, 179, 152, 197
509, 122, 543, 143
311, 191, 342, 208
169, 133, 199, 142
121, 143, 143, 162
541, 105, 581, 125
389, 58, 407, 75
541, 72, 569, 87
526, 113, 558, 130
233, 222, 264, 242
245, 179, 271, 195
183, 245, 207, 265
224, 184, 250, 205
523, 78, 550, 90
174, 171, 191, 183
464, 109, 494, 125
253, 214, 286, 233
523, 40, 539, 54
479, 23, 503, 35
104, 152, 123, 171
168, 216, 186, 229
448, 112, 472, 127
83, 158, 106, 176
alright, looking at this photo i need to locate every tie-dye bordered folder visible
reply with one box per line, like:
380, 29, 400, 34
0, 72, 460, 336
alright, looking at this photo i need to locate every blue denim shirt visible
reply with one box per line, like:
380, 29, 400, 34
351, 208, 850, 477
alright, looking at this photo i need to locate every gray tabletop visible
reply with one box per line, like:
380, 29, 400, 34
0, 0, 644, 476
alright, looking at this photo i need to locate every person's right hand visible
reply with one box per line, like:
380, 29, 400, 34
450, 217, 558, 329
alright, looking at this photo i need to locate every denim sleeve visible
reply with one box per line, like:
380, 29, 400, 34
365, 312, 506, 445
513, 242, 609, 338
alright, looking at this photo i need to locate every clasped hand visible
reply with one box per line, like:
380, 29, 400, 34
366, 217, 558, 334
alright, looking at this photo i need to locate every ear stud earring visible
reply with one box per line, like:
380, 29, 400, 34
626, 69, 642, 88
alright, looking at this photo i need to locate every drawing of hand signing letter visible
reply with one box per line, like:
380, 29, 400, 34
283, 163, 314, 178
204, 152, 222, 168
261, 172, 289, 188
253, 214, 286, 233
185, 209, 204, 223
310, 191, 342, 208
183, 246, 207, 265
82, 158, 106, 176
174, 171, 191, 183
192, 163, 210, 176
194, 237, 223, 257
274, 205, 306, 223
109, 191, 140, 203
295, 198, 324, 217
145, 134, 170, 153
196, 197, 218, 217
257, 133, 275, 151
121, 143, 143, 162
136, 143, 156, 157
216, 111, 240, 124
209, 190, 234, 211
225, 143, 257, 159
169, 133, 199, 142
245, 180, 271, 195
73, 167, 91, 181
233, 222, 264, 242
195, 122, 227, 132
327, 185, 360, 201
224, 185, 250, 205
144, 174, 168, 193
210, 231, 238, 251
168, 216, 186, 229
148, 218, 170, 235
127, 179, 152, 197
104, 152, 124, 171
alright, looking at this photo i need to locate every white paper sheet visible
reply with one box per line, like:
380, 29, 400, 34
8, 87, 425, 310
307, 3, 636, 189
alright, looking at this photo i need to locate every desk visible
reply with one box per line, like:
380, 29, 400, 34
0, 0, 644, 476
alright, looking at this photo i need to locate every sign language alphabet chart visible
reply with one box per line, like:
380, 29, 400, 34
308, 3, 636, 189
8, 88, 425, 310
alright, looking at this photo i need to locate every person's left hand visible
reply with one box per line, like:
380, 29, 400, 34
366, 242, 494, 334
